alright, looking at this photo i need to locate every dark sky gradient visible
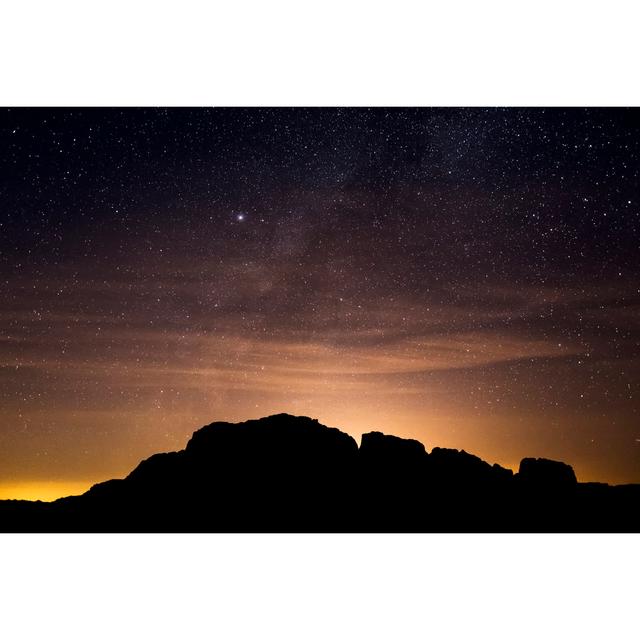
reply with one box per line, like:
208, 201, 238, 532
1, 107, 639, 499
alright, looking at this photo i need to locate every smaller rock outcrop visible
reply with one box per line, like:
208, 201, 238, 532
517, 457, 577, 488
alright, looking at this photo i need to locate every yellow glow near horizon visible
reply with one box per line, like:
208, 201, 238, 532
0, 481, 94, 503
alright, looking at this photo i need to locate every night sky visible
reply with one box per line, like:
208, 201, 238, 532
1, 107, 639, 500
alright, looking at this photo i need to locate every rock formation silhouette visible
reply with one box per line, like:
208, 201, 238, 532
0, 413, 637, 532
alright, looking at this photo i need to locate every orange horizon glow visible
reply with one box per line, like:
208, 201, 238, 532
0, 404, 624, 502
0, 480, 96, 503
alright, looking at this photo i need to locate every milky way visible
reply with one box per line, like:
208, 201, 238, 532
1, 107, 639, 499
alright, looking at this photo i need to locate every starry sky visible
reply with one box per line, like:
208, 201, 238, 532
1, 107, 639, 500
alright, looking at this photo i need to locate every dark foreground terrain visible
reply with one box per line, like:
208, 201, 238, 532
1, 414, 638, 532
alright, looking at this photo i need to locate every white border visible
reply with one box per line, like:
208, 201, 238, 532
0, 534, 637, 639
1, 1, 639, 106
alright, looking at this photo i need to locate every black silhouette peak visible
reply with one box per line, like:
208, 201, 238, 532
0, 413, 637, 532
186, 413, 356, 455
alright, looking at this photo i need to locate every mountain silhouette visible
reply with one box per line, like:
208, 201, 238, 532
0, 413, 638, 532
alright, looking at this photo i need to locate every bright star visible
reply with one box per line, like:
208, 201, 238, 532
236, 213, 245, 222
